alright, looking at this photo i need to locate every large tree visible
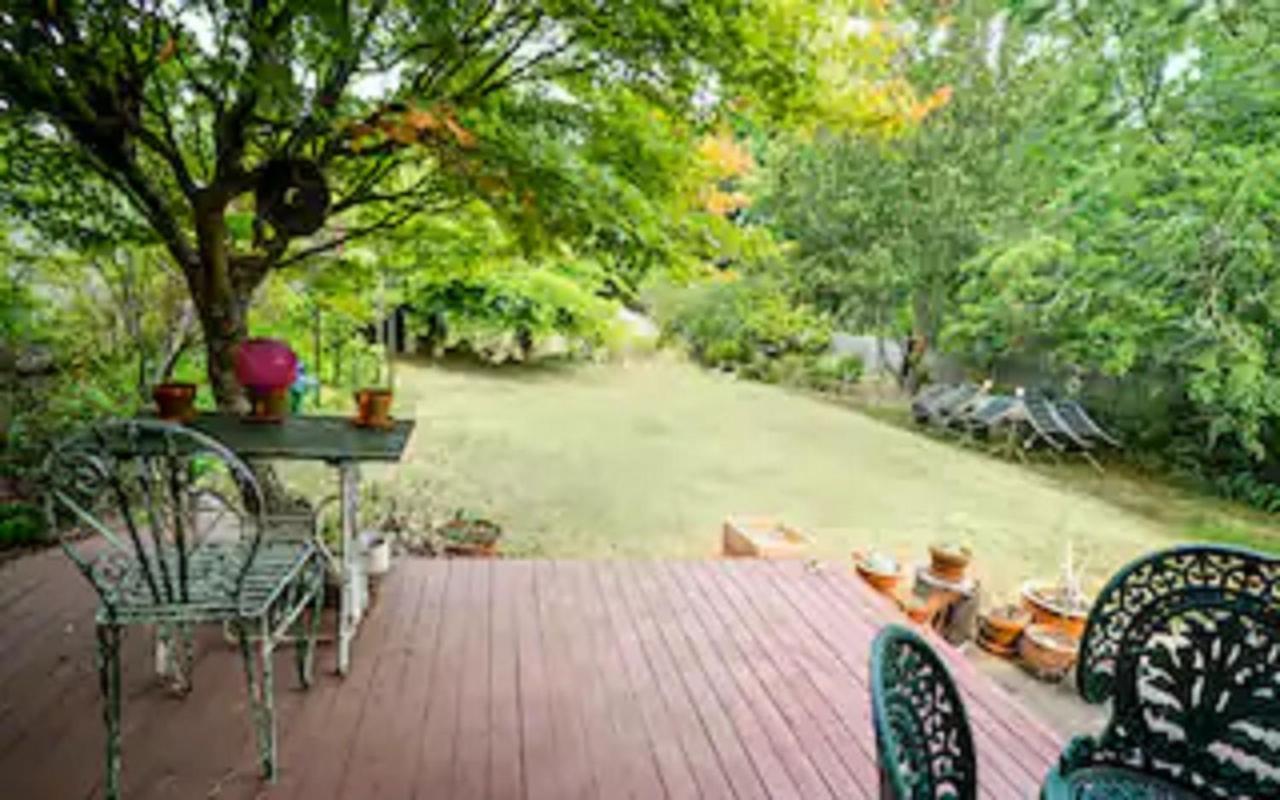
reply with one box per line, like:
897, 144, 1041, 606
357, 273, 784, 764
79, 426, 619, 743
0, 0, 868, 408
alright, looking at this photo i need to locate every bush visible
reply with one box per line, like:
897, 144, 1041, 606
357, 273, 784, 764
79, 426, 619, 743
658, 276, 831, 373
409, 259, 622, 363
0, 503, 46, 548
805, 353, 864, 391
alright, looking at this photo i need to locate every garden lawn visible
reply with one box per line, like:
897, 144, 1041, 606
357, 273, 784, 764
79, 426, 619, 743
332, 355, 1279, 600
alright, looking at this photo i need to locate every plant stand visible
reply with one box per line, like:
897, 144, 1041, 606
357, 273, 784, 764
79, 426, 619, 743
907, 565, 980, 645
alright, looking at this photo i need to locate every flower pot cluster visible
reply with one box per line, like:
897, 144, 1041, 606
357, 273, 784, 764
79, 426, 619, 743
150, 338, 396, 427
852, 542, 977, 618
976, 580, 1089, 683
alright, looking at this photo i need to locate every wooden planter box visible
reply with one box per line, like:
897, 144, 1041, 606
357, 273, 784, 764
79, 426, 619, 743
721, 517, 810, 559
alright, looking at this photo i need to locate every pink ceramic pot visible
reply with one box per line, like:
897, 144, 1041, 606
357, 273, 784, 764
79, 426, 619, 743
235, 338, 298, 392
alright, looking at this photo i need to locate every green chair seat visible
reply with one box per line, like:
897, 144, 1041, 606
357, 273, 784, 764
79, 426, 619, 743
102, 539, 318, 623
1044, 765, 1204, 800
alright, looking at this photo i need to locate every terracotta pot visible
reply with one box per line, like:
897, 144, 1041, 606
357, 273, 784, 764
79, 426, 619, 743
439, 518, 502, 558
979, 604, 1032, 648
928, 543, 972, 583
245, 386, 290, 423
354, 388, 394, 428
444, 541, 500, 558
856, 563, 902, 595
854, 551, 902, 596
1021, 581, 1090, 639
152, 382, 197, 422
1018, 624, 1079, 682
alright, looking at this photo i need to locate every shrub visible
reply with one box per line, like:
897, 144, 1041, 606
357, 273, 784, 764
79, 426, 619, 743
805, 353, 864, 391
409, 259, 621, 363
0, 503, 46, 548
658, 276, 831, 373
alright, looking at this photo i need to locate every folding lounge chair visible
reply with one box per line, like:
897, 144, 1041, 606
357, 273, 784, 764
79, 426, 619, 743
1056, 400, 1121, 448
925, 383, 980, 427
911, 383, 954, 424
1025, 397, 1103, 472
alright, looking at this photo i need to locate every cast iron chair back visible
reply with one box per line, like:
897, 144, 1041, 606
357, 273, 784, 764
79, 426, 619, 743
871, 624, 977, 800
43, 419, 267, 616
1066, 544, 1280, 798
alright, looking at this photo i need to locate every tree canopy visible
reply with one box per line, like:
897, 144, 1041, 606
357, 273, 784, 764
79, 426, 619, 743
0, 0, 910, 405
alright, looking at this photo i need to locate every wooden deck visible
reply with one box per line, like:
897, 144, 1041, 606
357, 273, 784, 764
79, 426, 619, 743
0, 552, 1061, 799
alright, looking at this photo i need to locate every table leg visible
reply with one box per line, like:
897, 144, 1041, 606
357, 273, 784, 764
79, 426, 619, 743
337, 461, 361, 676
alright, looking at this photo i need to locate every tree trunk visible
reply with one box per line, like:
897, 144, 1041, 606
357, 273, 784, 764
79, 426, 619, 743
189, 197, 251, 413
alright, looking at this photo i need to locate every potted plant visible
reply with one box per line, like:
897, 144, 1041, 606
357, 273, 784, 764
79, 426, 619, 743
1021, 543, 1091, 638
928, 542, 973, 583
853, 550, 902, 596
234, 338, 298, 423
1018, 624, 1079, 682
152, 381, 197, 422
437, 511, 502, 557
353, 387, 394, 428
977, 603, 1032, 657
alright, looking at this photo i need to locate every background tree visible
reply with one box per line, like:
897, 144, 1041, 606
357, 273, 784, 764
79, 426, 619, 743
0, 0, 881, 409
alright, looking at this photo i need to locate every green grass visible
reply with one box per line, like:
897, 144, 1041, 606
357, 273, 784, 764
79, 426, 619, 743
288, 355, 1280, 601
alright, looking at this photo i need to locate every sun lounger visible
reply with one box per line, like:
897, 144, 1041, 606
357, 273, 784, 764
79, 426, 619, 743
1056, 400, 1121, 448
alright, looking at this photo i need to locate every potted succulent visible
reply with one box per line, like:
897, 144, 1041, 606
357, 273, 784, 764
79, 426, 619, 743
928, 542, 973, 584
234, 338, 298, 423
152, 381, 197, 422
438, 511, 503, 557
977, 603, 1032, 657
853, 550, 903, 596
1021, 543, 1091, 638
1018, 624, 1079, 682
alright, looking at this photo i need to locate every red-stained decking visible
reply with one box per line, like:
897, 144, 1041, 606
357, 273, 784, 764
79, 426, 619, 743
0, 552, 1061, 799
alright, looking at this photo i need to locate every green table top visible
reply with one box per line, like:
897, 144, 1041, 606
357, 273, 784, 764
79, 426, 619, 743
182, 413, 415, 463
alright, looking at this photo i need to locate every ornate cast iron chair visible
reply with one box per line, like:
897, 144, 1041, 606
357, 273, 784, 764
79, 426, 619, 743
871, 624, 978, 799
43, 420, 325, 799
1043, 545, 1280, 799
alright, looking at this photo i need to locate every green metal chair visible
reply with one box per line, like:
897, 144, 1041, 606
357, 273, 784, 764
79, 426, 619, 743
871, 624, 978, 800
43, 419, 325, 800
1043, 545, 1280, 800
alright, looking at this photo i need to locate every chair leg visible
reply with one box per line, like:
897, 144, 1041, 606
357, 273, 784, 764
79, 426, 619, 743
235, 619, 278, 781
295, 566, 324, 689
96, 623, 123, 800
157, 622, 196, 695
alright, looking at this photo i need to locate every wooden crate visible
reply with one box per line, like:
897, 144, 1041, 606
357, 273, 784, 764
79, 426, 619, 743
721, 516, 810, 559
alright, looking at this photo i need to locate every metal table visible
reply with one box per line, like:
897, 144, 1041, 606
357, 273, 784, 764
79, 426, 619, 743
186, 413, 415, 675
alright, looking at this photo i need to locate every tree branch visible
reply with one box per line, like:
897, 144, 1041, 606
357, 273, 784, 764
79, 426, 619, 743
274, 198, 460, 270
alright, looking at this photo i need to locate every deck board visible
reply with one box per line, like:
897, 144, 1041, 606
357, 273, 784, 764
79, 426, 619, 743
0, 550, 1062, 799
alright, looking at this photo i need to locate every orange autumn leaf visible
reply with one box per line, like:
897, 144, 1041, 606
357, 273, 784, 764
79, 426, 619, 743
406, 108, 441, 131
697, 132, 755, 179
443, 115, 477, 149
157, 37, 177, 64
700, 187, 752, 216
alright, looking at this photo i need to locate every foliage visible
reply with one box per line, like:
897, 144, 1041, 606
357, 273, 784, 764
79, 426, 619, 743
805, 353, 865, 392
656, 275, 831, 379
0, 0, 914, 408
748, 0, 1280, 509
409, 259, 622, 363
0, 503, 46, 548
